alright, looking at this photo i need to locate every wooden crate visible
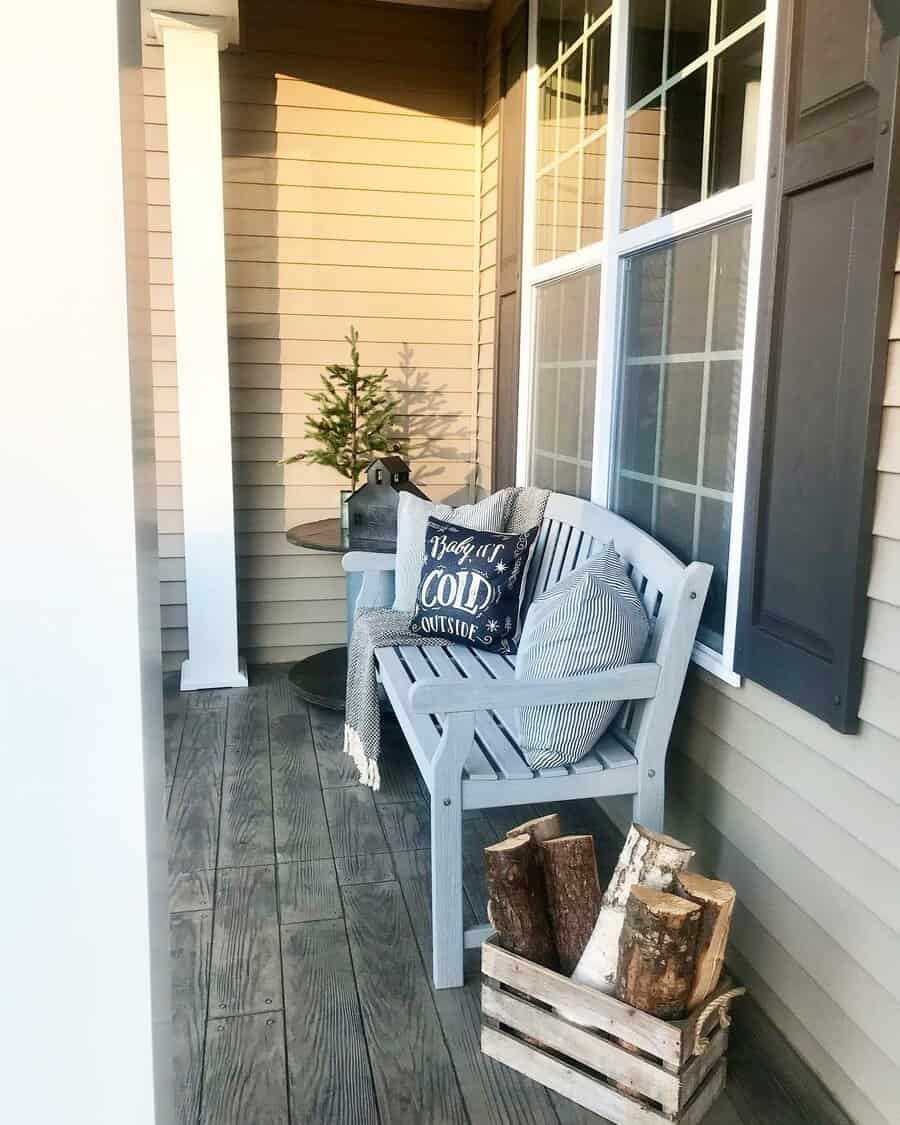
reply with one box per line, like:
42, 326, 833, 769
481, 937, 743, 1125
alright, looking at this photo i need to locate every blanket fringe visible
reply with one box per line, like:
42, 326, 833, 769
343, 722, 381, 791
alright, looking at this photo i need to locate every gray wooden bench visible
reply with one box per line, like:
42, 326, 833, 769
343, 493, 712, 988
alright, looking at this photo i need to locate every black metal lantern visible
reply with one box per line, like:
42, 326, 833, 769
347, 456, 428, 545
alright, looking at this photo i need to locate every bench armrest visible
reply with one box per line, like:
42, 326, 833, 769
342, 551, 396, 574
408, 662, 660, 714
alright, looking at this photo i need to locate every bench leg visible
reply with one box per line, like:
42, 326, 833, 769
430, 785, 464, 989
633, 764, 665, 832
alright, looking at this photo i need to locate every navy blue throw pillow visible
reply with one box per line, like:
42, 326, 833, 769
409, 516, 539, 653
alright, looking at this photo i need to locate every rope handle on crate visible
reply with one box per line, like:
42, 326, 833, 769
691, 987, 746, 1057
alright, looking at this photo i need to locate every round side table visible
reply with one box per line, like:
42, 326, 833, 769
285, 518, 395, 711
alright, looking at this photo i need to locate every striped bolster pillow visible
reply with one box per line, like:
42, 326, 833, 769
515, 541, 650, 770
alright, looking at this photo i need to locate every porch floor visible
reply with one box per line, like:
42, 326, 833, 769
165, 665, 850, 1125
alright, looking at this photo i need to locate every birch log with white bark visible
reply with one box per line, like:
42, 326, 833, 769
569, 823, 694, 995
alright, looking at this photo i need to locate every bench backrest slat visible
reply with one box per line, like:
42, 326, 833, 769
520, 493, 708, 760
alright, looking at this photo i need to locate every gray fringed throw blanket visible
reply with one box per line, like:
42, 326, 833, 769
344, 487, 550, 788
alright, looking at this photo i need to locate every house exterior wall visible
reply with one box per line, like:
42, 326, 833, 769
144, 0, 483, 669
475, 0, 522, 496
606, 236, 900, 1124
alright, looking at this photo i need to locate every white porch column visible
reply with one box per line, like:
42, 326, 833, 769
153, 11, 247, 689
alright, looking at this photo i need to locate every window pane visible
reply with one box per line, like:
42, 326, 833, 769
556, 152, 580, 256
709, 27, 764, 193
620, 3, 766, 232
718, 0, 763, 40
697, 498, 732, 646
560, 50, 584, 155
611, 219, 751, 654
539, 74, 559, 169
581, 136, 606, 245
561, 0, 585, 53
535, 171, 556, 264
533, 9, 611, 262
661, 66, 706, 216
623, 101, 661, 230
530, 269, 602, 497
659, 363, 703, 482
668, 0, 710, 77
704, 361, 741, 491
656, 487, 695, 560
618, 365, 659, 474
539, 0, 563, 72
628, 0, 665, 105
712, 220, 750, 349
585, 21, 612, 135
668, 231, 711, 352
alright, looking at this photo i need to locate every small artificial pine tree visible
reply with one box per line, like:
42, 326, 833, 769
280, 326, 406, 491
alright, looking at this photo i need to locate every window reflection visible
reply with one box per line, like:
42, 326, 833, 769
612, 220, 750, 651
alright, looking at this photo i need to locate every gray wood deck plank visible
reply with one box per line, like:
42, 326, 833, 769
377, 722, 427, 804
200, 1011, 289, 1125
160, 671, 854, 1125
165, 708, 187, 794
461, 813, 499, 924
335, 851, 396, 885
277, 858, 342, 924
378, 799, 431, 851
309, 704, 359, 788
170, 909, 212, 1125
218, 688, 275, 869
434, 949, 559, 1125
323, 785, 388, 858
343, 881, 469, 1125
169, 869, 213, 914
168, 708, 226, 879
269, 710, 332, 862
393, 848, 477, 972
188, 688, 232, 711
265, 669, 305, 719
210, 864, 282, 1017
281, 919, 379, 1125
727, 998, 852, 1125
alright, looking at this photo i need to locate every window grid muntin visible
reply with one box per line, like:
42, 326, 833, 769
621, 8, 765, 231
535, 5, 614, 262
611, 220, 750, 652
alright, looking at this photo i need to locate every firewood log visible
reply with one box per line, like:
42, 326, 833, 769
615, 886, 702, 1019
484, 834, 557, 968
570, 823, 694, 995
539, 835, 602, 974
505, 812, 561, 845
674, 871, 736, 1010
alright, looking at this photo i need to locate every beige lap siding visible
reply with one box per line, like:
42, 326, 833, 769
474, 0, 524, 497
602, 234, 900, 1125
144, 0, 483, 669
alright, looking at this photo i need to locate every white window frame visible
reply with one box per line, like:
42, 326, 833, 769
516, 0, 780, 684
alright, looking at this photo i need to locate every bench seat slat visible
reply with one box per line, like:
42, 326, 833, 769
381, 642, 639, 792
376, 646, 444, 784
390, 647, 498, 781
435, 647, 533, 780
448, 649, 565, 780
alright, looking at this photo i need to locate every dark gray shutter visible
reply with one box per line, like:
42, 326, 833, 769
492, 3, 528, 489
736, 2, 900, 731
